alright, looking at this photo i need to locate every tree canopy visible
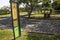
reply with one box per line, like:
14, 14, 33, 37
18, 0, 51, 18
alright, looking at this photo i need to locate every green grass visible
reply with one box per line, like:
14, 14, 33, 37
0, 29, 60, 40
28, 33, 60, 40
0, 14, 11, 18
0, 29, 28, 40
0, 12, 60, 18
24, 13, 60, 19
20, 12, 28, 15
0, 29, 13, 40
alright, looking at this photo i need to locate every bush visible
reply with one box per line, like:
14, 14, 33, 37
0, 10, 9, 15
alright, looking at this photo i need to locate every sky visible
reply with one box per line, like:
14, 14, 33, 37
0, 0, 10, 8
0, 0, 54, 8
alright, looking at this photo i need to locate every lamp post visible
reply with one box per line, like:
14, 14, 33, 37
10, 0, 21, 40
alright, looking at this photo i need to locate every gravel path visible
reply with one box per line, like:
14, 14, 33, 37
0, 16, 60, 34
20, 17, 60, 34
0, 17, 12, 29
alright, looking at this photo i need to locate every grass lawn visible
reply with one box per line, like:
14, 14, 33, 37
0, 14, 11, 18
20, 12, 60, 19
0, 29, 13, 40
20, 12, 28, 15
0, 29, 60, 40
0, 12, 60, 19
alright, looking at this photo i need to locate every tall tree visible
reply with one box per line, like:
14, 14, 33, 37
19, 0, 39, 18
19, 0, 51, 18
42, 0, 51, 18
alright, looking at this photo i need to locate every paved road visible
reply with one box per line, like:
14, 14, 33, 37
0, 16, 60, 34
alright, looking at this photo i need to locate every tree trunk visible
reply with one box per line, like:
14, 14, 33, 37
28, 5, 33, 18
28, 11, 32, 18
44, 14, 50, 18
28, 9, 32, 18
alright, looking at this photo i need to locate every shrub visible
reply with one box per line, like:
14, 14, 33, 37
0, 9, 9, 15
